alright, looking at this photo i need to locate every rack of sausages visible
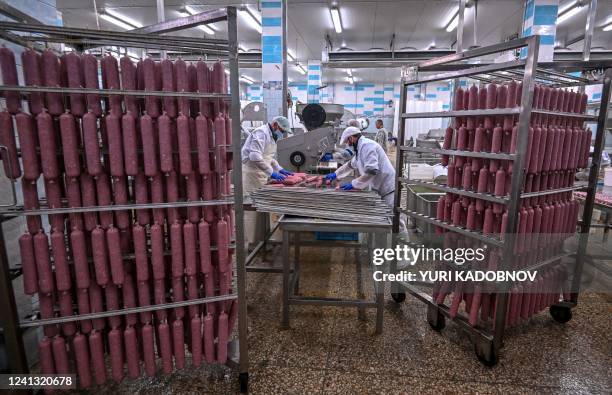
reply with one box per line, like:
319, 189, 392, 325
425, 80, 593, 329
0, 46, 240, 387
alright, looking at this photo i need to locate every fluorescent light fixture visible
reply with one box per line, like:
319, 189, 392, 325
444, 5, 459, 32
240, 75, 255, 84
287, 49, 296, 62
330, 7, 342, 33
603, 22, 612, 31
241, 7, 262, 34
179, 6, 215, 35
296, 64, 307, 75
557, 2, 583, 24
101, 8, 142, 29
558, 1, 578, 15
347, 69, 352, 77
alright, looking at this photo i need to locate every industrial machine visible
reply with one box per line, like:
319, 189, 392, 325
277, 103, 346, 172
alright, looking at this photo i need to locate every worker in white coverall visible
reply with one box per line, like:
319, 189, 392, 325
242, 116, 293, 246
324, 126, 407, 233
319, 118, 360, 163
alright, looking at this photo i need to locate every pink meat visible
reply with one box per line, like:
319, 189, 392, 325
124, 326, 140, 379
21, 49, 44, 114
89, 330, 107, 385
82, 54, 103, 116
142, 324, 156, 377
173, 319, 186, 369
106, 112, 125, 177
161, 59, 177, 117
140, 114, 158, 176
0, 111, 20, 179
15, 112, 40, 181
92, 227, 110, 287
73, 333, 92, 388
41, 49, 64, 115
39, 337, 56, 375
120, 56, 140, 115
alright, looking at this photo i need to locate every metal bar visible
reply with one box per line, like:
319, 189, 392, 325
282, 0, 288, 117
288, 297, 378, 308
245, 221, 280, 267
20, 294, 237, 328
493, 34, 540, 351
530, 108, 597, 120
405, 60, 526, 86
519, 183, 588, 198
419, 37, 531, 69
572, 68, 612, 304
0, 1, 43, 24
131, 8, 228, 35
0, 226, 29, 373
401, 146, 515, 160
457, 0, 466, 53
583, 0, 598, 61
0, 198, 234, 217
536, 67, 590, 84
401, 108, 520, 119
227, 5, 249, 380
404, 179, 509, 204
400, 209, 504, 246
0, 85, 230, 99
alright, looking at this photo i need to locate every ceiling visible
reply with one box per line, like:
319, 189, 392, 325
56, 0, 612, 84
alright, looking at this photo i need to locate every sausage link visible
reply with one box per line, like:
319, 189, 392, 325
73, 333, 92, 388
51, 334, 70, 375
177, 114, 193, 175
172, 319, 186, 369
217, 219, 229, 273
15, 112, 40, 181
175, 58, 190, 116
196, 114, 211, 174
106, 112, 125, 176
190, 316, 202, 367
166, 171, 180, 223
152, 278, 167, 321
172, 276, 185, 319
89, 330, 107, 385
64, 52, 86, 116
33, 231, 54, 294
212, 61, 226, 114
184, 222, 198, 276
124, 326, 140, 379
121, 273, 138, 326
106, 225, 124, 286
36, 111, 59, 179
161, 59, 177, 117
0, 47, 19, 113
149, 223, 165, 281
158, 113, 174, 173
143, 58, 161, 117
120, 56, 140, 115
134, 172, 151, 225
92, 227, 110, 287
39, 337, 56, 375
217, 311, 228, 363
108, 328, 124, 383
137, 280, 152, 324
133, 224, 149, 282
102, 55, 123, 114
69, 228, 90, 289
203, 313, 216, 363
142, 323, 156, 377
82, 54, 103, 116
95, 173, 114, 228
74, 288, 92, 333
199, 220, 212, 274
19, 233, 38, 295
21, 49, 44, 115
41, 49, 64, 115
140, 114, 158, 176
112, 176, 130, 229
78, 173, 98, 231
44, 178, 64, 232
186, 174, 201, 223
0, 111, 21, 179
170, 221, 184, 277
82, 111, 103, 176
196, 61, 212, 118
186, 274, 199, 317
51, 230, 71, 292
57, 113, 81, 177
157, 322, 173, 374
214, 115, 226, 173
39, 292, 58, 337
57, 291, 76, 337
151, 172, 166, 225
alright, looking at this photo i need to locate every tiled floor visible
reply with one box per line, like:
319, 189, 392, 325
89, 236, 611, 394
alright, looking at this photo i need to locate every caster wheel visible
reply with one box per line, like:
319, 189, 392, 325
428, 316, 445, 332
475, 343, 498, 367
550, 305, 572, 324
391, 292, 406, 303
239, 372, 249, 393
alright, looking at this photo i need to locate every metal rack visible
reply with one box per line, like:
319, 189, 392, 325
0, 7, 249, 392
391, 36, 612, 365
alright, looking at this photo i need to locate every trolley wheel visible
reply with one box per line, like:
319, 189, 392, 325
391, 292, 406, 303
549, 305, 572, 324
475, 342, 498, 367
427, 309, 445, 332
239, 372, 249, 393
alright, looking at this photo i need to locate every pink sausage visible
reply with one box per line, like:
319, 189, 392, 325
197, 61, 212, 118
536, 127, 548, 173
82, 54, 103, 116
15, 112, 40, 181
466, 202, 476, 230
203, 313, 216, 363
462, 164, 472, 190
166, 171, 180, 223
38, 292, 58, 337
39, 337, 56, 375
112, 176, 130, 229
199, 220, 212, 274
149, 223, 165, 281
41, 49, 64, 115
140, 114, 158, 176
106, 112, 125, 177
172, 276, 185, 319
134, 172, 151, 225
191, 316, 203, 367
119, 273, 137, 327
542, 128, 554, 172
177, 114, 193, 175
108, 328, 124, 383
186, 275, 199, 317
228, 299, 238, 337
158, 113, 174, 173
73, 333, 92, 388
528, 127, 541, 174
188, 63, 199, 115
21, 49, 44, 114
58, 112, 81, 177
80, 173, 99, 231
137, 280, 152, 324
57, 291, 76, 336
173, 319, 186, 369
217, 219, 230, 273
143, 58, 161, 117
120, 56, 140, 115
142, 324, 156, 377
124, 326, 141, 379
0, 111, 20, 179
102, 55, 122, 113
456, 126, 468, 151
184, 222, 198, 276
19, 232, 38, 296
561, 127, 573, 170
106, 287, 124, 331
64, 52, 86, 116
0, 48, 20, 113
44, 179, 64, 232
75, 288, 92, 333
33, 231, 53, 294
151, 173, 166, 225
50, 230, 70, 292
186, 174, 200, 223
82, 111, 103, 176
212, 61, 226, 114
89, 330, 107, 385
196, 114, 211, 174
158, 322, 173, 374
96, 173, 114, 228
214, 115, 226, 170
451, 200, 461, 226
175, 58, 190, 116
161, 59, 177, 117
133, 224, 149, 282
69, 229, 90, 289
92, 227, 110, 287
106, 226, 124, 286
217, 311, 228, 363
153, 279, 167, 321
36, 111, 59, 179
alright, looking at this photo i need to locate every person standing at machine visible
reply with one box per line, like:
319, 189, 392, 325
324, 126, 407, 233
242, 116, 294, 246
374, 119, 389, 153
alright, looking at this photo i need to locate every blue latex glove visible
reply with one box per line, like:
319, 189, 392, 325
340, 182, 354, 191
320, 153, 334, 162
343, 148, 353, 157
279, 169, 293, 176
270, 172, 286, 182
324, 173, 337, 182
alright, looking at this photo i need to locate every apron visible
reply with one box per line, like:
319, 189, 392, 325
242, 135, 277, 245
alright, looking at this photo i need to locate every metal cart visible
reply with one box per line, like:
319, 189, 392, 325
391, 36, 612, 365
0, 7, 250, 392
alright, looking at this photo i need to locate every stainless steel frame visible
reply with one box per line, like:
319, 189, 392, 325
392, 36, 612, 365
0, 7, 250, 392
278, 216, 390, 335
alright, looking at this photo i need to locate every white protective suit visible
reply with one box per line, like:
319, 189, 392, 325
241, 124, 281, 244
334, 136, 407, 233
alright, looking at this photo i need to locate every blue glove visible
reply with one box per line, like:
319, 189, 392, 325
340, 182, 354, 191
324, 173, 337, 182
270, 172, 286, 182
343, 148, 353, 157
320, 153, 333, 162
279, 169, 293, 176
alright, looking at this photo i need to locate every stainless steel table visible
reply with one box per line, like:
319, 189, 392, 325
278, 215, 391, 334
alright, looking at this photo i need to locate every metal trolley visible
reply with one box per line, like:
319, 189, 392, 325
391, 36, 612, 365
0, 7, 250, 392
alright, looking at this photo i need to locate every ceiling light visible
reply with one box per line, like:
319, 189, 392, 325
444, 6, 459, 32
348, 75, 354, 84
603, 22, 612, 31
240, 75, 254, 84
341, 41, 346, 47
557, 2, 583, 24
296, 64, 307, 75
241, 7, 262, 34
287, 49, 296, 62
179, 6, 215, 35
101, 8, 142, 29
330, 7, 342, 33
347, 69, 352, 77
